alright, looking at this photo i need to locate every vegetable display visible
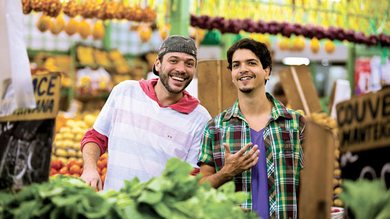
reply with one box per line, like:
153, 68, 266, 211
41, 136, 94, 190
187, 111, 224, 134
340, 179, 390, 219
0, 158, 258, 219
190, 15, 390, 47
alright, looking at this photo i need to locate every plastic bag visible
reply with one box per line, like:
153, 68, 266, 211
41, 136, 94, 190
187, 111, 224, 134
0, 0, 35, 116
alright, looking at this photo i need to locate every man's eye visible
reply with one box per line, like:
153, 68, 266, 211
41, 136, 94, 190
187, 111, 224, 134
249, 61, 257, 65
232, 64, 239, 68
169, 60, 177, 63
186, 62, 194, 67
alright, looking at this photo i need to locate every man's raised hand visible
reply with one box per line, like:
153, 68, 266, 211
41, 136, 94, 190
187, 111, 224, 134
221, 142, 260, 177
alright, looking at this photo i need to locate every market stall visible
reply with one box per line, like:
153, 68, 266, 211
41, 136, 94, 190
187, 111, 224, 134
0, 0, 389, 218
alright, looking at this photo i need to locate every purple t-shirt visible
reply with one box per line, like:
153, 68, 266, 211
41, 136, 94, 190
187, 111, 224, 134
250, 128, 269, 219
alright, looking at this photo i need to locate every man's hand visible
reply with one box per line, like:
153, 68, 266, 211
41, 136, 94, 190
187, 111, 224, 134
80, 167, 103, 191
199, 142, 259, 188
80, 142, 103, 191
220, 142, 259, 178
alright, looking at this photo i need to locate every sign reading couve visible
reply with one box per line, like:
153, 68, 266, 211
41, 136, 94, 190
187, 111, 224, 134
336, 87, 390, 152
0, 73, 61, 122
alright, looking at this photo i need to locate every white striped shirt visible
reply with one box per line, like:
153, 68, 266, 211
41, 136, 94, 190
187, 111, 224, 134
93, 80, 211, 190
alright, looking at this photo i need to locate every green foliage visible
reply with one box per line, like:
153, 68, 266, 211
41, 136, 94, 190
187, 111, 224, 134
0, 158, 258, 219
340, 179, 390, 219
0, 175, 121, 219
108, 158, 257, 219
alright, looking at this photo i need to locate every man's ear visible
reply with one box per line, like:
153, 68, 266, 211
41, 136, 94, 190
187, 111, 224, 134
228, 69, 234, 83
264, 67, 271, 80
155, 57, 161, 69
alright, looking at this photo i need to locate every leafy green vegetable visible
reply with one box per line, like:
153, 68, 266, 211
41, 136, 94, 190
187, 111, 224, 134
0, 158, 259, 219
340, 179, 390, 219
137, 190, 163, 204
112, 158, 258, 219
0, 175, 120, 219
376, 193, 390, 219
154, 202, 173, 218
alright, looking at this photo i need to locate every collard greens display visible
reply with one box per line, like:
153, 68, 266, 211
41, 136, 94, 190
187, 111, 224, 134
0, 158, 258, 219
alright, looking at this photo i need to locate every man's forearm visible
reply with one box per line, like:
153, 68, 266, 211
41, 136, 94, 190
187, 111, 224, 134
200, 169, 234, 188
82, 143, 101, 170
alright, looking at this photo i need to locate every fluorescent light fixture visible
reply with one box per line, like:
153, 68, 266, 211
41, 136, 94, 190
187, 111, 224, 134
282, 57, 310, 66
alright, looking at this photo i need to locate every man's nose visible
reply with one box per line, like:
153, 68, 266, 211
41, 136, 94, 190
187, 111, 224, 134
175, 62, 186, 72
238, 63, 249, 73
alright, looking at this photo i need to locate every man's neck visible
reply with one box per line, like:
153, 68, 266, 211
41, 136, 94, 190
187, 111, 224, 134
154, 80, 183, 106
238, 89, 272, 131
239, 89, 271, 116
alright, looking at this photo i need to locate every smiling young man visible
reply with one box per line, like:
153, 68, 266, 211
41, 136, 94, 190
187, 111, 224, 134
198, 38, 305, 219
80, 35, 211, 191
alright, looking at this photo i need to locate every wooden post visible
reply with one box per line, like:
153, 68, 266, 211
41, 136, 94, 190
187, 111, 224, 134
198, 60, 237, 117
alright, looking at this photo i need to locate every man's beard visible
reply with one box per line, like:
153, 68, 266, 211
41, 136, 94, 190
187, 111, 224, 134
239, 87, 254, 93
237, 74, 256, 94
159, 72, 191, 94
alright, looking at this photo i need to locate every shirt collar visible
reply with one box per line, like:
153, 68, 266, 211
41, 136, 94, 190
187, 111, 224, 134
139, 78, 200, 114
223, 92, 293, 121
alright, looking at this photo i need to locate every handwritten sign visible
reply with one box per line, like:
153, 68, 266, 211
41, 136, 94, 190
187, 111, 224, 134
337, 87, 390, 189
0, 73, 59, 190
0, 73, 61, 122
0, 119, 55, 190
340, 147, 390, 189
336, 87, 390, 152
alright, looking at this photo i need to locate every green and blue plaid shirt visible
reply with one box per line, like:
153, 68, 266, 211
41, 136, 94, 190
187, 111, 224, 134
198, 93, 305, 219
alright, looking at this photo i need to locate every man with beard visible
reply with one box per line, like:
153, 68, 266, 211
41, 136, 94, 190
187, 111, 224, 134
80, 36, 211, 191
198, 38, 305, 219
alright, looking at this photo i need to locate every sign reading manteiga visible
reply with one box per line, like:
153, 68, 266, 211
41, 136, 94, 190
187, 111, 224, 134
336, 87, 390, 152
0, 73, 61, 122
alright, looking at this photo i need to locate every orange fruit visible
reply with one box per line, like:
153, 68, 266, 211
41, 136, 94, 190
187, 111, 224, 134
67, 158, 78, 168
69, 165, 81, 175
310, 37, 320, 53
324, 40, 336, 54
100, 153, 108, 160
50, 168, 58, 176
97, 159, 106, 170
51, 159, 64, 170
59, 167, 68, 175
138, 25, 152, 42
75, 159, 83, 167
101, 167, 107, 175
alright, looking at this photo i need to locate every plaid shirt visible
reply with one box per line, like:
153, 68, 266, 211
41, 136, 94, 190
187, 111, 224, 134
198, 93, 305, 219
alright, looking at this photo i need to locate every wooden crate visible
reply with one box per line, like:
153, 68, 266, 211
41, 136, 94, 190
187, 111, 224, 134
279, 65, 322, 115
299, 120, 335, 219
198, 60, 237, 117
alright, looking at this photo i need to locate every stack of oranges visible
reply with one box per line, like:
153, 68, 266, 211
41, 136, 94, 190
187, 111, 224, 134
50, 158, 83, 177
97, 153, 108, 184
50, 153, 108, 186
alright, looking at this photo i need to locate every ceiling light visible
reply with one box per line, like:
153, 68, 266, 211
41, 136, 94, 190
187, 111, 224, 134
282, 57, 310, 66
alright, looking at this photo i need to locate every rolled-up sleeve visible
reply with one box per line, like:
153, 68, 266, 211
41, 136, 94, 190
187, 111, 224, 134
80, 128, 108, 156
